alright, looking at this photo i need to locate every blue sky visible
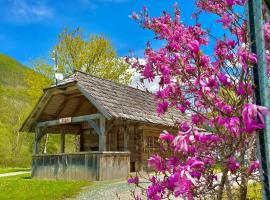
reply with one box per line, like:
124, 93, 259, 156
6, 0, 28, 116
0, 0, 223, 67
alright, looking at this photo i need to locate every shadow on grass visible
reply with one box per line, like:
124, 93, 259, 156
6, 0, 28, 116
21, 176, 31, 179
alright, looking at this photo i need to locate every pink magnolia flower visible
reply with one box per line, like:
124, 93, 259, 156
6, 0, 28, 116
130, 11, 139, 19
247, 160, 260, 174
159, 130, 174, 142
236, 82, 253, 96
180, 122, 190, 132
177, 105, 186, 113
226, 0, 234, 6
188, 40, 200, 54
217, 73, 230, 86
148, 155, 164, 171
217, 14, 232, 28
156, 101, 169, 115
146, 183, 162, 200
174, 178, 194, 199
142, 65, 155, 80
185, 65, 196, 73
242, 104, 268, 133
227, 157, 240, 172
168, 172, 194, 199
167, 156, 180, 169
221, 104, 233, 115
191, 114, 204, 125
128, 176, 139, 185
173, 134, 189, 153
225, 117, 241, 137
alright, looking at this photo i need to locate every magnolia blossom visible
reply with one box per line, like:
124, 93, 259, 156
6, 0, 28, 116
248, 160, 260, 174
227, 157, 240, 172
242, 104, 268, 133
159, 130, 174, 142
148, 155, 164, 171
173, 134, 189, 153
128, 176, 139, 185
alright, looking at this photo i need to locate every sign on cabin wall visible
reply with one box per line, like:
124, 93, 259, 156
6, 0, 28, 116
59, 117, 72, 124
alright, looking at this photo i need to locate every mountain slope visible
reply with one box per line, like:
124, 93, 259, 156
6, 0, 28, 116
0, 54, 33, 167
0, 54, 75, 167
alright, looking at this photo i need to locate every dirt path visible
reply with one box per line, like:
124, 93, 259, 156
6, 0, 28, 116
0, 171, 31, 178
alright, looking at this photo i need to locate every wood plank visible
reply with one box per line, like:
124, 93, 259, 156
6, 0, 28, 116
37, 114, 102, 127
54, 95, 70, 118
99, 116, 106, 151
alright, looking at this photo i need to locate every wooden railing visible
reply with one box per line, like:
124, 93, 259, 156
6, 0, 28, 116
32, 151, 130, 181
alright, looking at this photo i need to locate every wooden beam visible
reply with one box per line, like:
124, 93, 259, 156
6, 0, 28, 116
37, 114, 102, 128
66, 93, 83, 99
43, 124, 81, 134
60, 133, 65, 153
20, 85, 78, 132
99, 116, 106, 151
87, 119, 101, 135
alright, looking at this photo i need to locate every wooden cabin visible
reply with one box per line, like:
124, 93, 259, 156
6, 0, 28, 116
20, 71, 180, 181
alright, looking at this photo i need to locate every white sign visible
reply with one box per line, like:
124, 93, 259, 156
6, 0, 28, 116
59, 117, 72, 124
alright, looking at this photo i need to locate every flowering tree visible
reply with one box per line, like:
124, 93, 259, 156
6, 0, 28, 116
127, 0, 270, 199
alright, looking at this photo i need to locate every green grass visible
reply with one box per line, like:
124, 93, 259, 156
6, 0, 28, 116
247, 183, 262, 200
0, 167, 31, 174
0, 174, 92, 200
222, 182, 262, 199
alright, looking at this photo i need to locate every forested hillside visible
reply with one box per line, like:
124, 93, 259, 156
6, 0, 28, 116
0, 54, 33, 167
0, 54, 78, 167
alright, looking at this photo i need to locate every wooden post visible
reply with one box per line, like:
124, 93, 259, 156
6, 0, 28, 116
99, 116, 106, 151
124, 126, 129, 152
34, 127, 41, 154
60, 133, 65, 153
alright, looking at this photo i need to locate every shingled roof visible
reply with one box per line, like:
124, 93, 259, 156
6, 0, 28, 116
47, 71, 181, 127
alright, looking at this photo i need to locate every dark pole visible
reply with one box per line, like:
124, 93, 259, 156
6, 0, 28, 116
264, 0, 270, 10
247, 0, 270, 199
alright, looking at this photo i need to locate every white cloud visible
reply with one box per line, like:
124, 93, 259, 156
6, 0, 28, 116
130, 71, 159, 93
129, 58, 160, 93
3, 0, 53, 24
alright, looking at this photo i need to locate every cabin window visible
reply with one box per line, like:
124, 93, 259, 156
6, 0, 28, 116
146, 136, 159, 148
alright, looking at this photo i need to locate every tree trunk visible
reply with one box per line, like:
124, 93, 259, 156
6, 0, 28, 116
239, 176, 247, 199
217, 169, 228, 200
225, 176, 233, 200
239, 145, 248, 200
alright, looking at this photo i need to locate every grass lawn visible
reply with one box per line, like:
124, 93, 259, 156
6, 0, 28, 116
247, 183, 262, 200
0, 167, 31, 174
0, 174, 92, 200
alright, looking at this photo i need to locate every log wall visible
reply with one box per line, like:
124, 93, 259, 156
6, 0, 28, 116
79, 120, 174, 172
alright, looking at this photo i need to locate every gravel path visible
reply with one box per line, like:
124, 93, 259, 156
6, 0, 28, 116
71, 179, 139, 200
0, 171, 31, 177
